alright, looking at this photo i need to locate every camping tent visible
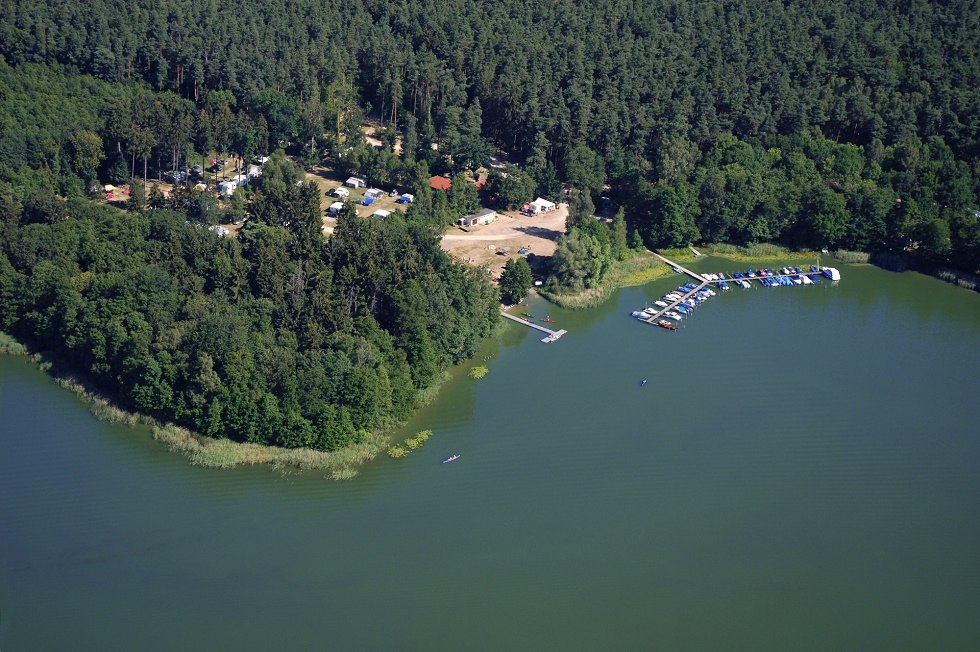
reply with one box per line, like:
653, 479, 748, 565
529, 197, 556, 214
345, 176, 367, 188
328, 201, 344, 215
365, 188, 384, 200
372, 209, 392, 219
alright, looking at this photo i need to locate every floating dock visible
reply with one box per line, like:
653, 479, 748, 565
501, 312, 567, 343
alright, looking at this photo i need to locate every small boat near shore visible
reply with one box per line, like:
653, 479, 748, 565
443, 453, 461, 464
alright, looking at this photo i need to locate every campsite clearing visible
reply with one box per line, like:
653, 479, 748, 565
440, 203, 568, 278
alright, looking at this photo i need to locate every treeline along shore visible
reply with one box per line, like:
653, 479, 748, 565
1, 0, 978, 462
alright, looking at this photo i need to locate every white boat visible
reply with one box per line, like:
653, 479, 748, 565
664, 311, 682, 321
631, 310, 645, 317
655, 300, 669, 308
801, 275, 814, 285
822, 267, 841, 281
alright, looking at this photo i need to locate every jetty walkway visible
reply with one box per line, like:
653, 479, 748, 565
636, 251, 838, 329
636, 252, 708, 324
501, 312, 567, 343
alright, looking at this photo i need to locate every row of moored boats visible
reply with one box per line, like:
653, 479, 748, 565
631, 282, 718, 329
631, 265, 841, 331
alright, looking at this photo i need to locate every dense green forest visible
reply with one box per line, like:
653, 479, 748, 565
1, 0, 979, 449
0, 158, 499, 448
1, 0, 978, 269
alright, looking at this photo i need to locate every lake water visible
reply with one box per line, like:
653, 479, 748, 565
2, 260, 979, 650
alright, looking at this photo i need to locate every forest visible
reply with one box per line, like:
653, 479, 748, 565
0, 155, 499, 448
1, 0, 979, 448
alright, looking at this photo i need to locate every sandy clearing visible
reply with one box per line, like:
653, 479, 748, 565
440, 203, 567, 277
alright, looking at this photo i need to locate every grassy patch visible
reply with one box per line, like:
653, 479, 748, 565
833, 249, 871, 264
404, 429, 432, 450
468, 365, 489, 379
152, 423, 387, 477
699, 243, 821, 264
0, 331, 28, 355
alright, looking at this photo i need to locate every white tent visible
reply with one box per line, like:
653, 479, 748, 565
328, 201, 344, 215
218, 181, 238, 196
365, 188, 384, 200
372, 209, 392, 219
332, 187, 350, 198
530, 197, 556, 214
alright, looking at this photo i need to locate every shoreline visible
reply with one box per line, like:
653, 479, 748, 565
0, 337, 465, 479
539, 243, 833, 309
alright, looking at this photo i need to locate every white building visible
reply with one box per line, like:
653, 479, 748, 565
529, 197, 556, 214
457, 208, 498, 227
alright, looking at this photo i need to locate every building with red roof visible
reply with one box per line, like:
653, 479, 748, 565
430, 175, 452, 191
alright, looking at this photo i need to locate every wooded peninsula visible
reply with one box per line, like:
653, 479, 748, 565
1, 0, 978, 453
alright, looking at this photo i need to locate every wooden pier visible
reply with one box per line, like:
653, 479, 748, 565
632, 253, 709, 325
635, 252, 833, 329
634, 281, 709, 325
501, 312, 568, 343
650, 251, 708, 283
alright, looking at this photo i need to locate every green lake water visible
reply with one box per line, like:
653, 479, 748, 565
2, 259, 979, 650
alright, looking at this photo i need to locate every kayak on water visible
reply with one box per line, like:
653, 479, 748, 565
443, 454, 461, 463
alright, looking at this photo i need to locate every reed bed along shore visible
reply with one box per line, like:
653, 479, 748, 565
44, 363, 388, 478
539, 250, 670, 309
699, 243, 824, 264
7, 345, 446, 479
152, 424, 387, 479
